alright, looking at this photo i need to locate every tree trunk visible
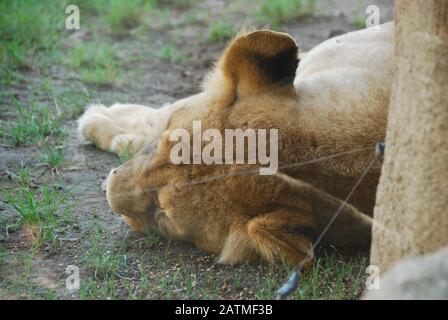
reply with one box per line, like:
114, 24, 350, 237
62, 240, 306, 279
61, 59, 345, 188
371, 0, 448, 271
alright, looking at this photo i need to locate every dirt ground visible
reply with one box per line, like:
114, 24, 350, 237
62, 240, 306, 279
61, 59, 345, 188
0, 0, 394, 299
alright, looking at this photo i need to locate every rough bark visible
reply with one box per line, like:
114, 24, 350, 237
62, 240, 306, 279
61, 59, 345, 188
371, 0, 448, 271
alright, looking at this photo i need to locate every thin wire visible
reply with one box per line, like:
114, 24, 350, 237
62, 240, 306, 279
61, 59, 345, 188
111, 146, 373, 198
277, 155, 376, 299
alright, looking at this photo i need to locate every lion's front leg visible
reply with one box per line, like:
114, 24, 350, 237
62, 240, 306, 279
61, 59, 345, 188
122, 209, 187, 242
276, 173, 373, 249
78, 105, 125, 151
220, 207, 316, 270
77, 103, 152, 156
218, 173, 373, 268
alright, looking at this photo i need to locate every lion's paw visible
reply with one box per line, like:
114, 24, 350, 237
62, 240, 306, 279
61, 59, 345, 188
77, 104, 121, 151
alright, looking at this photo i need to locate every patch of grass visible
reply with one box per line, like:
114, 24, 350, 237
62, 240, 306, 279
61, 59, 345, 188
252, 253, 368, 299
0, 100, 65, 146
180, 11, 203, 25
0, 42, 30, 71
256, 0, 316, 26
78, 224, 131, 299
0, 66, 27, 87
156, 45, 186, 63
106, 0, 147, 37
54, 89, 90, 119
71, 0, 158, 37
0, 0, 156, 73
83, 225, 128, 280
75, 241, 367, 299
77, 228, 165, 299
162, 0, 197, 9
41, 144, 65, 173
19, 250, 36, 285
207, 21, 235, 43
84, 248, 127, 280
67, 42, 119, 86
80, 67, 118, 87
0, 251, 37, 299
352, 14, 366, 29
78, 278, 118, 299
0, 245, 5, 266
4, 164, 34, 187
198, 272, 222, 299
1, 85, 87, 146
67, 42, 117, 70
0, 250, 57, 299
69, 0, 108, 16
0, 0, 63, 49
2, 185, 72, 245
33, 78, 53, 96
0, 0, 65, 69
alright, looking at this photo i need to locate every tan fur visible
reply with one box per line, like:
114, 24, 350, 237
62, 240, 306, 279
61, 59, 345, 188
78, 23, 395, 268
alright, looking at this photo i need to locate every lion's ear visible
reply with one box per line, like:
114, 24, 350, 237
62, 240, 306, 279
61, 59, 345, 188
203, 30, 299, 105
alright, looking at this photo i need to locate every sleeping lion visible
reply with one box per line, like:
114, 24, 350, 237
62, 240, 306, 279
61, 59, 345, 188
78, 22, 394, 270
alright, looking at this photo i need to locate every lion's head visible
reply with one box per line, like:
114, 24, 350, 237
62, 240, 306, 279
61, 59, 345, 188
106, 30, 305, 234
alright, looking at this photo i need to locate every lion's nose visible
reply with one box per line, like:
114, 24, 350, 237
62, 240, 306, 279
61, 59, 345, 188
103, 167, 118, 192
101, 175, 110, 192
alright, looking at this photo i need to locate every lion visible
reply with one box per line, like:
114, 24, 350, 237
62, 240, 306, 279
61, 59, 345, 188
78, 22, 395, 269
